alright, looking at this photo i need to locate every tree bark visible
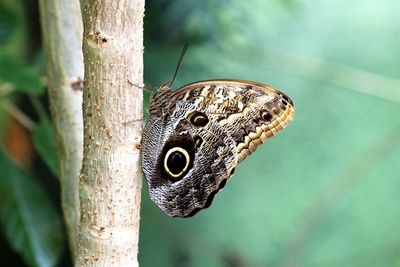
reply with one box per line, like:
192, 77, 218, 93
38, 0, 84, 257
77, 0, 144, 266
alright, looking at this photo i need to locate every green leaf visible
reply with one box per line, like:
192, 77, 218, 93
0, 5, 17, 44
32, 119, 60, 178
0, 149, 64, 267
0, 52, 44, 94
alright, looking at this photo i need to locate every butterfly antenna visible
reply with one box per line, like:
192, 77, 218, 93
170, 43, 189, 86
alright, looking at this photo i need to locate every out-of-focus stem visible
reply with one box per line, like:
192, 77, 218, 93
38, 0, 84, 257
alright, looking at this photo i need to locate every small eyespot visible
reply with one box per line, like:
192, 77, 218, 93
190, 111, 209, 127
281, 94, 290, 103
272, 108, 280, 115
164, 147, 191, 179
260, 110, 273, 121
281, 99, 288, 106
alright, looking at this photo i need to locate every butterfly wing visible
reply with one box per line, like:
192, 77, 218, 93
170, 80, 295, 162
142, 80, 295, 217
142, 101, 237, 217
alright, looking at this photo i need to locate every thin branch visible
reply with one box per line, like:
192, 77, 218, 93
38, 0, 84, 257
222, 45, 400, 103
263, 48, 400, 103
1, 100, 35, 130
29, 96, 49, 121
0, 83, 15, 99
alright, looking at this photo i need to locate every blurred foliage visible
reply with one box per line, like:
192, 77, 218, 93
0, 0, 399, 267
0, 149, 63, 267
0, 52, 43, 94
32, 119, 60, 178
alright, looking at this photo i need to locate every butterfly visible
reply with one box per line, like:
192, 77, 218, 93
141, 78, 294, 217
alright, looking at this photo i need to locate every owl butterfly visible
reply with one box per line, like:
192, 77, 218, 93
141, 50, 294, 218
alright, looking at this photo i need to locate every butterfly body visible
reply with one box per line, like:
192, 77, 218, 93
142, 79, 294, 217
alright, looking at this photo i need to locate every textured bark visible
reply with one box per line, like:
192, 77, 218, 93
38, 0, 84, 257
77, 0, 144, 266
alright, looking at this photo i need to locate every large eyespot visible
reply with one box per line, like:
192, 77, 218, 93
164, 147, 191, 179
159, 134, 195, 182
190, 111, 209, 127
260, 110, 273, 121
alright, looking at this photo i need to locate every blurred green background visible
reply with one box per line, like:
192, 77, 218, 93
0, 0, 399, 266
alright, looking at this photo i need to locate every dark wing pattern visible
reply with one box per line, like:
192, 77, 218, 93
142, 80, 294, 217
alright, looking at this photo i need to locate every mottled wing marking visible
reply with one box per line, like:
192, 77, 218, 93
170, 80, 295, 162
143, 102, 237, 217
142, 79, 295, 217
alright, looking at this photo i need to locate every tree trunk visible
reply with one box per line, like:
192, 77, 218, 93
38, 0, 84, 257
77, 0, 144, 266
